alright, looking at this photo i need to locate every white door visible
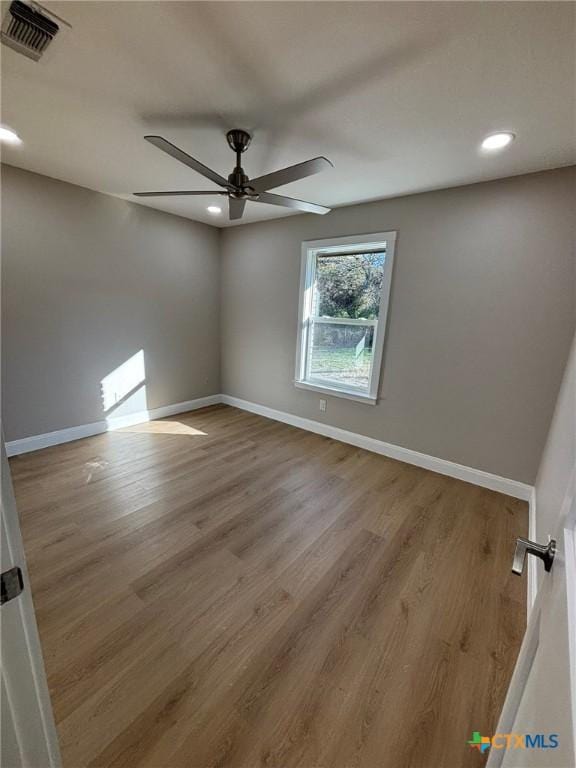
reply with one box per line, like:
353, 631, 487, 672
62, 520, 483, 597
487, 337, 576, 768
1, 440, 61, 768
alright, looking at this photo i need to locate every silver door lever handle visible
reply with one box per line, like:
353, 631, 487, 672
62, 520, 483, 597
512, 536, 556, 575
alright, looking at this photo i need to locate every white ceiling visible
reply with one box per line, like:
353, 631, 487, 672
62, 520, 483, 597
1, 1, 574, 227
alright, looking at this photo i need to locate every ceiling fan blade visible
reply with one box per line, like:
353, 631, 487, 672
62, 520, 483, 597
229, 198, 246, 221
133, 191, 228, 197
144, 136, 229, 188
256, 192, 330, 215
249, 157, 333, 193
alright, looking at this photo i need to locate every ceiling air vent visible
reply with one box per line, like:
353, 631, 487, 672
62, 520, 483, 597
1, 0, 59, 61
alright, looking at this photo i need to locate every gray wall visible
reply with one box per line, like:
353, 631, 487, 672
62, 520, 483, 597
221, 167, 576, 485
3, 164, 574, 483
1, 165, 220, 441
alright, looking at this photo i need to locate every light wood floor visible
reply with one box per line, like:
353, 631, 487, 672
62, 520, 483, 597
11, 405, 527, 768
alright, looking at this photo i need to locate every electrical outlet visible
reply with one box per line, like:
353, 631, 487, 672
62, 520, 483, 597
319, 398, 327, 412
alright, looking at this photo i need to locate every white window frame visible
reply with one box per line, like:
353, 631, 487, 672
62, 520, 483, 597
295, 231, 396, 405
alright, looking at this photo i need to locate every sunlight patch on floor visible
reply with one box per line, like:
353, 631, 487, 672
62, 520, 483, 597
117, 420, 207, 436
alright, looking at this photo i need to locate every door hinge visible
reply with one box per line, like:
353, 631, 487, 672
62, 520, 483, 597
1, 566, 24, 605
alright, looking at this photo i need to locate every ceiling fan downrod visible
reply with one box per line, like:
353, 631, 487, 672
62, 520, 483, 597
226, 129, 255, 196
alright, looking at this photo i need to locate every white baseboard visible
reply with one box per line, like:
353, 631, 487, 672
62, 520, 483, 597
5, 421, 107, 457
5, 395, 221, 457
6, 392, 534, 503
221, 395, 533, 502
145, 395, 221, 423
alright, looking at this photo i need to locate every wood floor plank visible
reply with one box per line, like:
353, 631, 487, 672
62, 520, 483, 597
11, 404, 528, 768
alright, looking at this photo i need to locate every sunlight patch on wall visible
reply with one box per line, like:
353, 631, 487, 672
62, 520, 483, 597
100, 349, 148, 430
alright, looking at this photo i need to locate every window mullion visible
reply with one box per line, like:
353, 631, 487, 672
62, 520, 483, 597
310, 316, 377, 327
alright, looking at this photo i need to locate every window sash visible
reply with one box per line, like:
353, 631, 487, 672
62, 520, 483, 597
304, 317, 376, 393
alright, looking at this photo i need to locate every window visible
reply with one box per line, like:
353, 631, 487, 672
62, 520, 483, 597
295, 232, 396, 404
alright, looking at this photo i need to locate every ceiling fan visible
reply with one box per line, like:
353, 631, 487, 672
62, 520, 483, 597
134, 129, 333, 221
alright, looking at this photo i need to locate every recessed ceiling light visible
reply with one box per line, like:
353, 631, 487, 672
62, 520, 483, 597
207, 205, 222, 215
0, 126, 22, 145
481, 132, 515, 151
